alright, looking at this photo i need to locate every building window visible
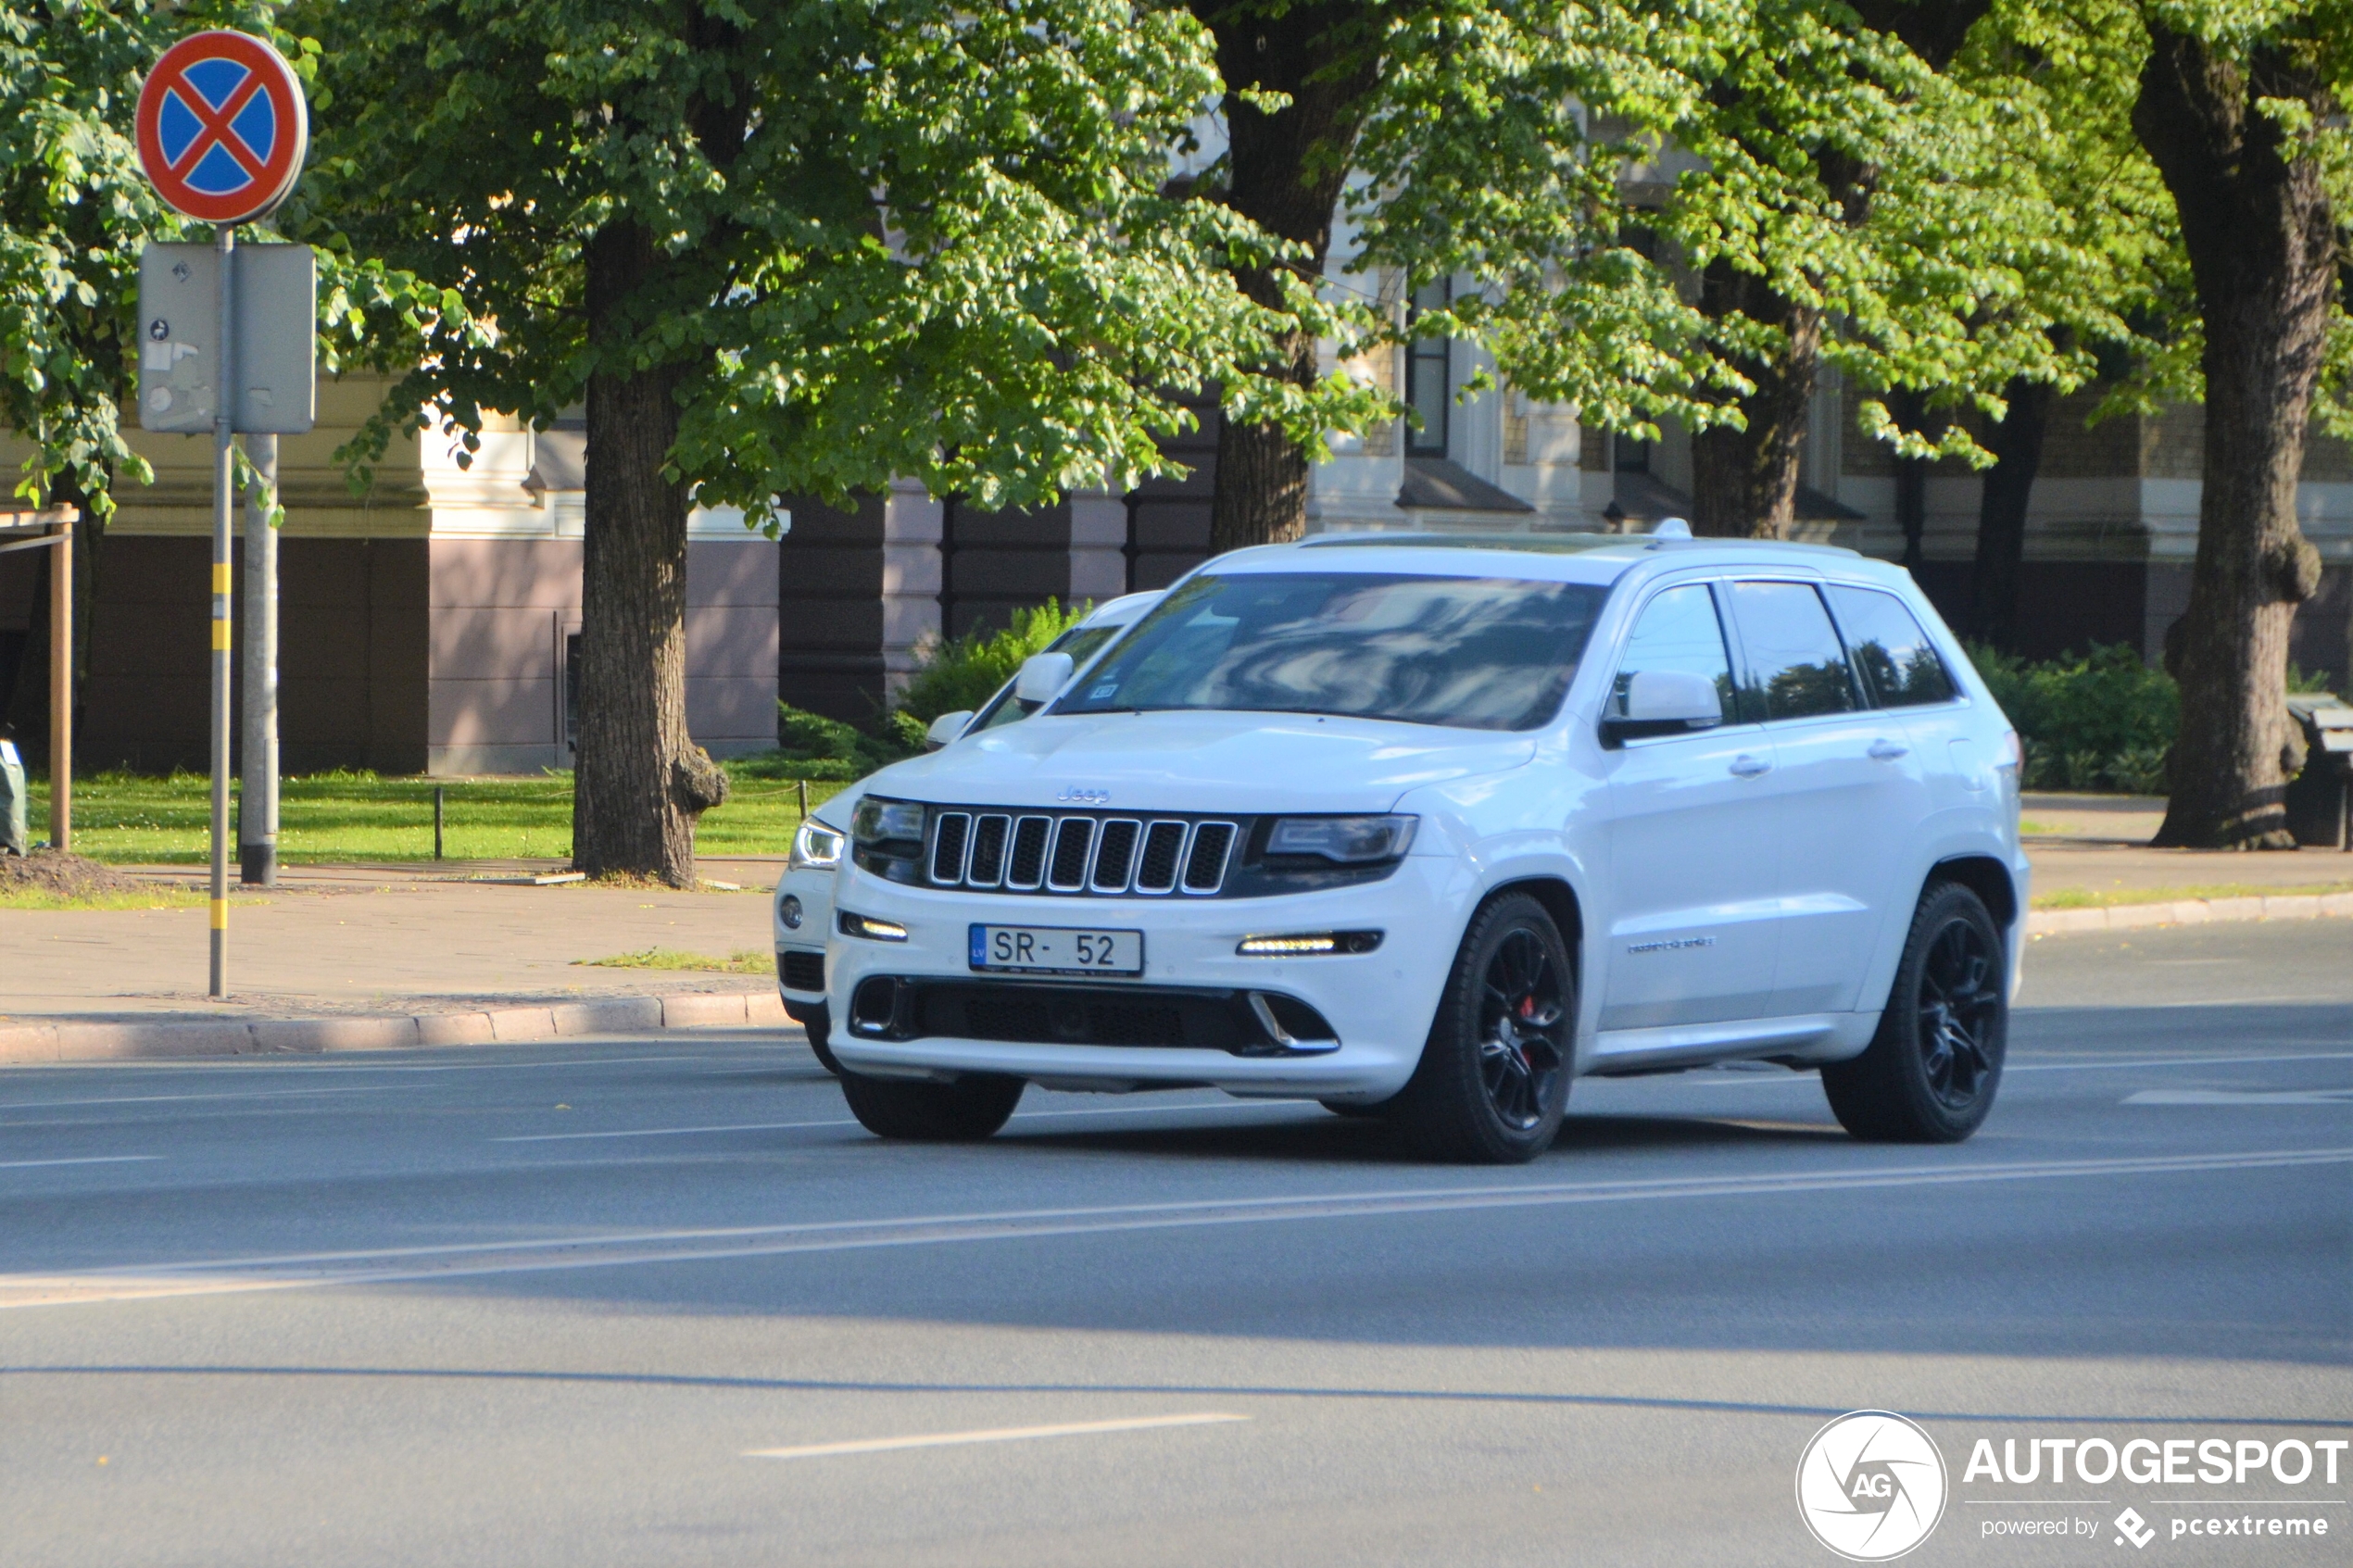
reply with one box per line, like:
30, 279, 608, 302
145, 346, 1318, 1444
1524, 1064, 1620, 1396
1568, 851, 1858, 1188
1405, 278, 1451, 457
564, 632, 583, 753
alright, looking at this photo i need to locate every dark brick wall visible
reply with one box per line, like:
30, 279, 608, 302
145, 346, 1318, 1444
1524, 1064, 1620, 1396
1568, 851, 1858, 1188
78, 535, 428, 774
941, 498, 1070, 638
775, 492, 890, 723
1127, 395, 1220, 589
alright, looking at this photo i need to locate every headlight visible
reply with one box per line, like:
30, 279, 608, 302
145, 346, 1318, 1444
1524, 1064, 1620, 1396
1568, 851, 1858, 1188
790, 820, 845, 871
850, 797, 926, 845
1264, 814, 1416, 863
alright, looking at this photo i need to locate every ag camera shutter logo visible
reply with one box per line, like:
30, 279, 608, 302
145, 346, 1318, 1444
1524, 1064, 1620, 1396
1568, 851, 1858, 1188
1795, 1411, 1948, 1561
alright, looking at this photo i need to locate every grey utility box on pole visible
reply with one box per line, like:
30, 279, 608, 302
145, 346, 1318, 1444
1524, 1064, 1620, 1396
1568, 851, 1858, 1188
136, 242, 318, 435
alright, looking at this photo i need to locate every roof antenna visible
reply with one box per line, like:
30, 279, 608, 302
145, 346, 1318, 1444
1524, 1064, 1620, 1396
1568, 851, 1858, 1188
1652, 516, 1692, 540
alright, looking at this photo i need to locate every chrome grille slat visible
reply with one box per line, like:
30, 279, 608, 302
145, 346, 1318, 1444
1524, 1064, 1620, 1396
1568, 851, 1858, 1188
1046, 818, 1097, 891
1133, 821, 1188, 894
966, 814, 1011, 887
929, 812, 972, 885
1088, 819, 1142, 893
1182, 822, 1237, 893
1007, 816, 1051, 889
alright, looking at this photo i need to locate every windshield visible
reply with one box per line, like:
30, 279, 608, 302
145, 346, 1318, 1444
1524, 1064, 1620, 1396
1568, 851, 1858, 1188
970, 622, 1127, 733
1053, 572, 1609, 731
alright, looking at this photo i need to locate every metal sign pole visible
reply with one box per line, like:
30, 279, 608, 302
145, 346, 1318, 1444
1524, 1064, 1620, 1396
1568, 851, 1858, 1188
48, 514, 70, 851
209, 222, 235, 997
241, 432, 279, 885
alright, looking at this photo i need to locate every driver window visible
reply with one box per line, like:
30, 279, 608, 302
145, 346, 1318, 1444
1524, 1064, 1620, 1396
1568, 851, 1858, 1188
1610, 583, 1736, 725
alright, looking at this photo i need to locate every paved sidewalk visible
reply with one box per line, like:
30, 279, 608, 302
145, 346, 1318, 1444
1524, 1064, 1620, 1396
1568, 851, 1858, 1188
0, 858, 798, 1061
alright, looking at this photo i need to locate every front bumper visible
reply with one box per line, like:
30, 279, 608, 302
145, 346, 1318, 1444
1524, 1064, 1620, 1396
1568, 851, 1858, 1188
774, 864, 836, 1035
824, 856, 1467, 1099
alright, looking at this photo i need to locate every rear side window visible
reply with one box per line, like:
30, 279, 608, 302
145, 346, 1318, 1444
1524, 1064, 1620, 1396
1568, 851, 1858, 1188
1725, 582, 1856, 722
1826, 586, 1957, 708
1609, 583, 1736, 722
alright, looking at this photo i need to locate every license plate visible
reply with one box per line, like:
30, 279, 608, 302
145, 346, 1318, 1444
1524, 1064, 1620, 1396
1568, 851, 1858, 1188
969, 923, 1143, 976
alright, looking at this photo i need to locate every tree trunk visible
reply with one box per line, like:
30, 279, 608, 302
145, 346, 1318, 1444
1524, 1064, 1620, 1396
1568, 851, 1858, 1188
1195, 1, 1379, 554
573, 221, 727, 884
1688, 2, 1986, 545
1690, 263, 1821, 539
1966, 374, 2057, 650
2134, 25, 2334, 849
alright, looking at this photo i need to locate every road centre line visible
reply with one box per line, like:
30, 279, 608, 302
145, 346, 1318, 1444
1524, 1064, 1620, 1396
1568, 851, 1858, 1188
0, 1085, 412, 1110
6, 1146, 2342, 1311
2127, 1088, 2353, 1106
0, 1157, 162, 1172
1664, 1050, 2353, 1087
743, 1412, 1248, 1460
492, 1099, 1314, 1143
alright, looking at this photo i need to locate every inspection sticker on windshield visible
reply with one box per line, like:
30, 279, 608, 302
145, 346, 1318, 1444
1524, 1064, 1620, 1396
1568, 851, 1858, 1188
970, 924, 1143, 976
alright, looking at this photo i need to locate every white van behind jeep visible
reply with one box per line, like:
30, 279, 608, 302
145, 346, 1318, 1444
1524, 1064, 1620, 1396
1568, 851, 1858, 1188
819, 531, 2026, 1164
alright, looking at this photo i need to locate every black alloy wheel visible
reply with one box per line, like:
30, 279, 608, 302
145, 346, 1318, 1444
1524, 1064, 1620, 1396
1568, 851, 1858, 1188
1918, 916, 2001, 1110
1478, 928, 1568, 1132
1392, 892, 1575, 1163
1823, 880, 2007, 1143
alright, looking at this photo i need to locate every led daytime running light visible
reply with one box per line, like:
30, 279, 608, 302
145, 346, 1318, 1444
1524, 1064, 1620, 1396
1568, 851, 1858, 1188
1236, 930, 1382, 956
837, 909, 909, 942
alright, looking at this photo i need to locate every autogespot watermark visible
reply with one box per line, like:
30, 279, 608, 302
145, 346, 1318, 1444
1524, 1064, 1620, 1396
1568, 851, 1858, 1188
1797, 1411, 1951, 1561
1797, 1414, 2349, 1559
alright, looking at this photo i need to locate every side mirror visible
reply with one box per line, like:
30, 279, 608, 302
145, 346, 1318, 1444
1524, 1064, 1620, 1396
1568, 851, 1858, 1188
925, 710, 974, 750
1013, 651, 1076, 706
1604, 669, 1723, 742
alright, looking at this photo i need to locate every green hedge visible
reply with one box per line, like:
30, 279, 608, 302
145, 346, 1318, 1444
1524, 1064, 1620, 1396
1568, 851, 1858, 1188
1965, 643, 2334, 796
1966, 644, 2178, 795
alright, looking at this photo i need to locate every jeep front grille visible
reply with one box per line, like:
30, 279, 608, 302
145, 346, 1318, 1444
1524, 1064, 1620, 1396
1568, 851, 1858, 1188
925, 809, 1239, 897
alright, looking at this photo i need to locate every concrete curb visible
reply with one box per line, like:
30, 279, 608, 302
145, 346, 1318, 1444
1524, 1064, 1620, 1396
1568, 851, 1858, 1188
2026, 890, 2353, 938
0, 990, 790, 1066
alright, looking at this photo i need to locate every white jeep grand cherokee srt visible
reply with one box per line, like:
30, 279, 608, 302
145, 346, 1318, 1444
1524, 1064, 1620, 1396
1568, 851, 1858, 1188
817, 531, 2026, 1164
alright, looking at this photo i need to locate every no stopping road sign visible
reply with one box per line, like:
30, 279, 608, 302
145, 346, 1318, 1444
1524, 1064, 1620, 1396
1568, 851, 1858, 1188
135, 31, 308, 224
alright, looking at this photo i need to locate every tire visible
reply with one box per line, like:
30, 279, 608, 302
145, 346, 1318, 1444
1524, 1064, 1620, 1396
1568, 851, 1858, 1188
1822, 881, 2007, 1143
838, 1071, 1026, 1142
1390, 893, 1574, 1163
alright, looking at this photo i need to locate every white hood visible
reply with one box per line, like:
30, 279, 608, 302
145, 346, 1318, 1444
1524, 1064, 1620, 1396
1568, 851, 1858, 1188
860, 709, 1535, 815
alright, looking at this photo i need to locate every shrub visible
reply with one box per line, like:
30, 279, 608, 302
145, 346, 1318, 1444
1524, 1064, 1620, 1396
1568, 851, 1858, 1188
757, 705, 903, 781
1964, 643, 2178, 795
767, 597, 1093, 771
885, 598, 1089, 747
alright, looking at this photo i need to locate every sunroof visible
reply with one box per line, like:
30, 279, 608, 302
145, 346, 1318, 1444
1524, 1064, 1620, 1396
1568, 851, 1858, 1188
1301, 532, 1637, 554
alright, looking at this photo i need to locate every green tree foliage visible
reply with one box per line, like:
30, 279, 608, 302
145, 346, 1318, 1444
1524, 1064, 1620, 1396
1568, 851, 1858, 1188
1357, 0, 2107, 537
0, 0, 184, 520
297, 0, 1363, 883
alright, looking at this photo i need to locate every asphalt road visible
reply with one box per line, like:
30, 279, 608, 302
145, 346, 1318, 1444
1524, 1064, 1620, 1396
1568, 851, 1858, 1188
2, 921, 2347, 1566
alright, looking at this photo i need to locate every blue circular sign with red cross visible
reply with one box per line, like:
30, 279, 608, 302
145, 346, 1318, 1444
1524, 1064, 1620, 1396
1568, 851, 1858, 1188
135, 31, 308, 224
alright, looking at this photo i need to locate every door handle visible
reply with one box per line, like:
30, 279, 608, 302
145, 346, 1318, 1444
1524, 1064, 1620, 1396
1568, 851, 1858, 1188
1868, 738, 1909, 761
1729, 754, 1770, 778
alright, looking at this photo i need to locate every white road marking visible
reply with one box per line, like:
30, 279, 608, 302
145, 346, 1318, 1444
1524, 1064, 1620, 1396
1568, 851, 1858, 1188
0, 1156, 162, 1172
1657, 1050, 2353, 1089
492, 1099, 1314, 1143
6, 1146, 2343, 1311
2126, 1088, 2353, 1106
744, 1411, 1248, 1460
0, 1085, 409, 1111
496, 1119, 852, 1143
